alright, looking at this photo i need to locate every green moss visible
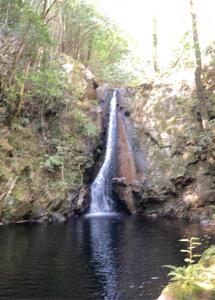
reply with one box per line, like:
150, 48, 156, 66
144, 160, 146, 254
0, 53, 101, 223
12, 181, 30, 202
163, 281, 215, 300
0, 163, 11, 181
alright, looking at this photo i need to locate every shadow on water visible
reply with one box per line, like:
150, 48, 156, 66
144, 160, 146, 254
0, 215, 214, 300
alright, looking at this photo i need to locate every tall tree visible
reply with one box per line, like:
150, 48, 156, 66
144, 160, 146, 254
152, 15, 159, 73
189, 0, 209, 129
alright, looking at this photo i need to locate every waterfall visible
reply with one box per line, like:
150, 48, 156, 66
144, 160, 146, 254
89, 91, 118, 214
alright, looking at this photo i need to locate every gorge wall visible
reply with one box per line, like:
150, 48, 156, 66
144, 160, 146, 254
114, 110, 138, 213
120, 66, 215, 222
0, 53, 101, 224
1, 54, 215, 223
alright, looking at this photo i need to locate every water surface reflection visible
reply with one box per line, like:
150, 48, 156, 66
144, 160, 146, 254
0, 216, 214, 300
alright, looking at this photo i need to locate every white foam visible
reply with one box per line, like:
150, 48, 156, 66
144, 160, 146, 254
89, 91, 118, 214
85, 212, 120, 218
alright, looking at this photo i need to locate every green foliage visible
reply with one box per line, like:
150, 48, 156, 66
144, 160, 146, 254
204, 41, 215, 64
85, 122, 97, 138
164, 237, 202, 279
3, 58, 70, 121
164, 237, 202, 283
170, 31, 195, 70
193, 128, 215, 158
163, 238, 215, 287
31, 65, 63, 98
162, 246, 215, 300
95, 57, 140, 85
4, 76, 24, 105
65, 171, 83, 189
30, 61, 66, 109
71, 107, 97, 138
0, 0, 52, 55
200, 245, 215, 263
44, 153, 63, 171
0, 0, 130, 221
0, 0, 56, 118
59, 0, 130, 82
164, 264, 203, 283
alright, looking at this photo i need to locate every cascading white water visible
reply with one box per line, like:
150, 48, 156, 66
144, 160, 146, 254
89, 91, 118, 214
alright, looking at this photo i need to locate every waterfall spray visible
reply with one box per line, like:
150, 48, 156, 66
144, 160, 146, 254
89, 91, 118, 214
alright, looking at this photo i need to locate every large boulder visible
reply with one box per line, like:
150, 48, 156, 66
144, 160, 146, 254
60, 53, 98, 100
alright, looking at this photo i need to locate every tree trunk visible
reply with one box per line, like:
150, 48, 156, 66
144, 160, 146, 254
189, 0, 209, 129
86, 38, 93, 68
16, 59, 31, 116
152, 16, 159, 73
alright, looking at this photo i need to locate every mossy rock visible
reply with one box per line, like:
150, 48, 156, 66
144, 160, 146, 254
159, 282, 215, 300
0, 138, 13, 153
0, 53, 100, 223
2, 201, 32, 222
0, 163, 12, 181
158, 246, 215, 300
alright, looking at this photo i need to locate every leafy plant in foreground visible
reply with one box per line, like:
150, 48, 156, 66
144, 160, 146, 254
164, 237, 202, 283
180, 237, 202, 264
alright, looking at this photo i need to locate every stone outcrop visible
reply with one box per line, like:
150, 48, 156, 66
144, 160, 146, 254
0, 53, 101, 224
59, 54, 98, 100
117, 111, 137, 184
121, 67, 215, 220
114, 110, 138, 213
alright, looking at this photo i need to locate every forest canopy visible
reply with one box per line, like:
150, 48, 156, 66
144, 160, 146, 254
0, 0, 131, 84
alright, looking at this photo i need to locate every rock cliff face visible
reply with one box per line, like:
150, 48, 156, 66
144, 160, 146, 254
117, 111, 137, 184
0, 54, 101, 224
121, 68, 215, 221
114, 110, 138, 213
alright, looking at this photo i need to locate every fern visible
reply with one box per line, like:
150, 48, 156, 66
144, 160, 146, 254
164, 237, 203, 283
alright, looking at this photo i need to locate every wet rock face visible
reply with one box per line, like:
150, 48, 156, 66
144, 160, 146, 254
123, 70, 215, 220
111, 98, 139, 213
75, 187, 90, 215
117, 112, 137, 184
113, 181, 137, 214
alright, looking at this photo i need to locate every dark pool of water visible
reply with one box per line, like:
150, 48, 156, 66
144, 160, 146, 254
0, 215, 214, 300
